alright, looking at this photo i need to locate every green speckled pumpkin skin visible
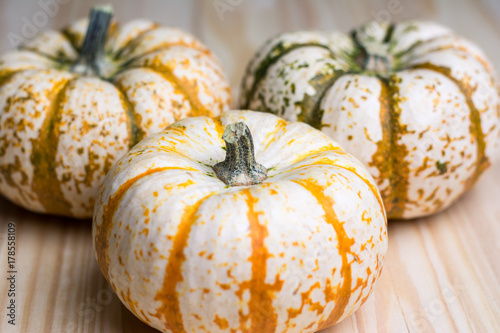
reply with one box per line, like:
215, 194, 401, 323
0, 17, 231, 218
241, 20, 500, 219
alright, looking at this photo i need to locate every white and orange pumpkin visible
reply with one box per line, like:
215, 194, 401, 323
0, 6, 230, 218
241, 20, 500, 219
92, 110, 387, 333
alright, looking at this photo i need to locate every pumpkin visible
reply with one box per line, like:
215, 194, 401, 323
240, 20, 500, 219
92, 110, 387, 333
0, 5, 231, 218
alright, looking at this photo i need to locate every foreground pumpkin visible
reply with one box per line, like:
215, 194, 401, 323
241, 20, 500, 219
0, 6, 230, 218
92, 110, 387, 332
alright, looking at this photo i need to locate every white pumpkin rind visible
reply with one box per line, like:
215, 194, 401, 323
92, 110, 388, 333
241, 20, 500, 219
0, 18, 231, 218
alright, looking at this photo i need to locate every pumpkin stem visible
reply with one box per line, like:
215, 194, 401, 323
71, 5, 113, 76
353, 21, 394, 73
213, 122, 268, 186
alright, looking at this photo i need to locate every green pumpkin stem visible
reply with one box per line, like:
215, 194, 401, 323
72, 4, 113, 76
214, 122, 268, 186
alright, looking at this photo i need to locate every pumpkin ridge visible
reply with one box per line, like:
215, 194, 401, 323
413, 45, 493, 73
61, 28, 81, 53
298, 69, 343, 130
0, 71, 20, 92
369, 77, 410, 218
138, 60, 213, 118
391, 33, 453, 59
212, 116, 225, 140
351, 22, 397, 74
153, 192, 215, 333
292, 179, 355, 329
113, 82, 146, 147
383, 24, 396, 44
238, 188, 282, 332
0, 156, 29, 205
410, 63, 490, 192
30, 77, 75, 216
0, 70, 49, 205
283, 159, 385, 220
241, 42, 334, 108
112, 23, 161, 60
144, 147, 202, 162
19, 46, 73, 67
94, 166, 197, 282
118, 43, 211, 69
261, 118, 287, 150
289, 144, 345, 163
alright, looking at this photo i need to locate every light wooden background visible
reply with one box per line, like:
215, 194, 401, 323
1, 0, 500, 332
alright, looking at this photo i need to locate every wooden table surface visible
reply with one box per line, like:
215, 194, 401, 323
1, 0, 500, 332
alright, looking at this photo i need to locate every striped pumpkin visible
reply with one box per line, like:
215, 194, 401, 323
241, 20, 500, 219
92, 110, 387, 333
0, 6, 230, 218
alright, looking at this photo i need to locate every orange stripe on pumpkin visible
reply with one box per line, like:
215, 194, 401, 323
293, 179, 354, 329
113, 81, 146, 147
139, 58, 214, 118
291, 144, 347, 164
212, 116, 225, 140
236, 189, 283, 332
262, 118, 287, 150
153, 192, 213, 333
284, 281, 323, 327
369, 77, 410, 219
411, 63, 490, 192
30, 78, 74, 216
279, 157, 386, 220
94, 166, 196, 282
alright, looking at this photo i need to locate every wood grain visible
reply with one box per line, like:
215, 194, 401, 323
1, 0, 500, 332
